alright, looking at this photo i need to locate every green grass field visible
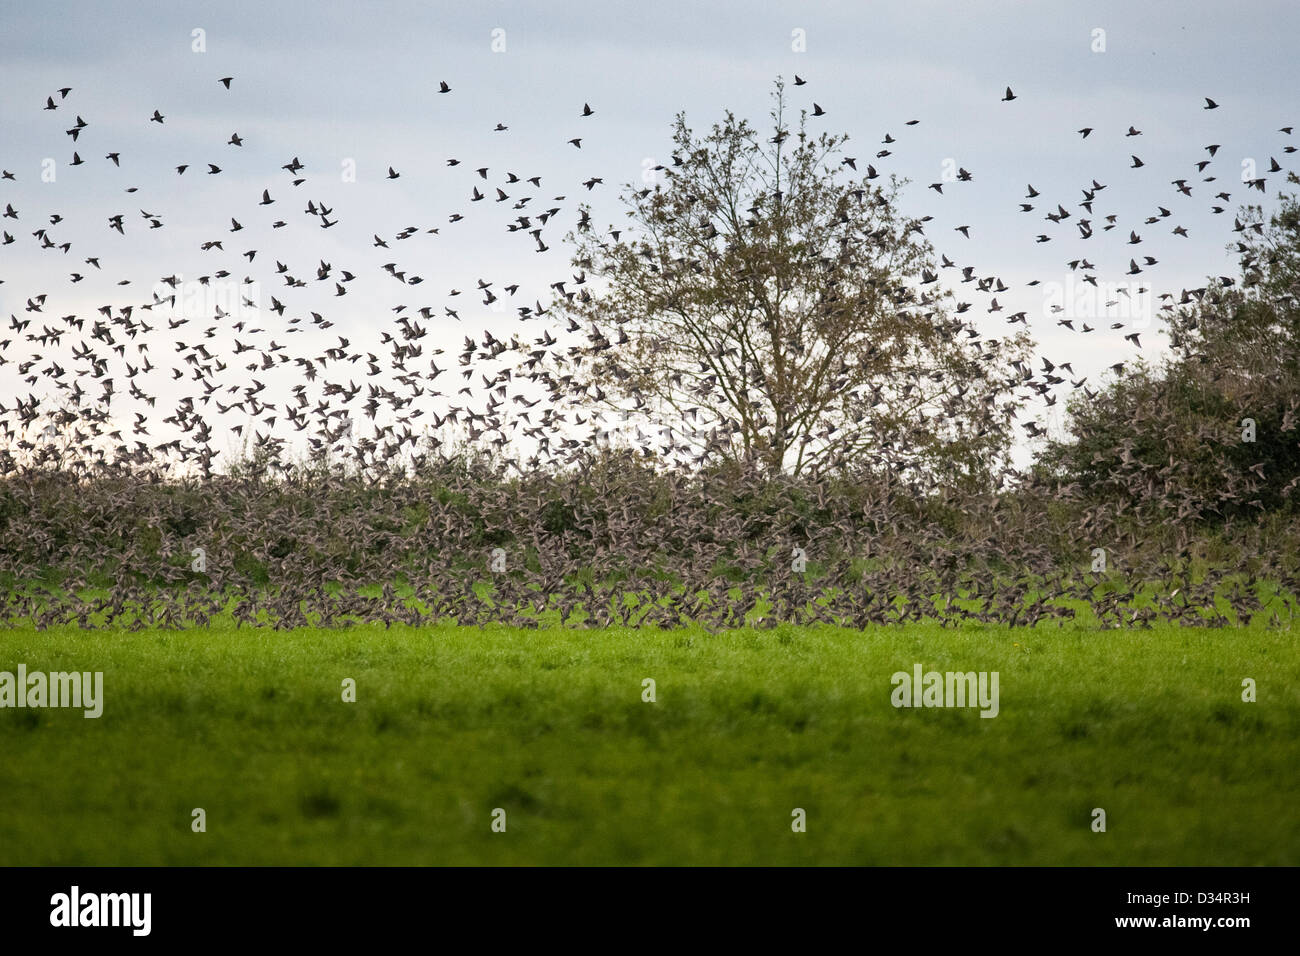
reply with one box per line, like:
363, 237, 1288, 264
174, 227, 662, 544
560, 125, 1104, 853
1, 620, 1297, 865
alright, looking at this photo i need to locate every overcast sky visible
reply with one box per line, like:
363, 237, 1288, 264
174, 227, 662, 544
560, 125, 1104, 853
2, 1, 1297, 464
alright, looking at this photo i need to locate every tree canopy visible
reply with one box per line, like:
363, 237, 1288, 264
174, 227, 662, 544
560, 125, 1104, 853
547, 79, 1032, 485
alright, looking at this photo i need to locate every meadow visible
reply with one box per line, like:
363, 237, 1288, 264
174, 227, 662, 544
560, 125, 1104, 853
1, 619, 1296, 866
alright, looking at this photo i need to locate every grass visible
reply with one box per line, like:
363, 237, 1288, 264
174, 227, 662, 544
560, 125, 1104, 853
0, 620, 1297, 865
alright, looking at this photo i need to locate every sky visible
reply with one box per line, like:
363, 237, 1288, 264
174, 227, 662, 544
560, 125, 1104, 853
2, 1, 1297, 468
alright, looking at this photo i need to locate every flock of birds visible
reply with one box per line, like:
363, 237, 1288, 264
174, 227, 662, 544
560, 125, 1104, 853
1, 67, 1296, 630
7, 74, 629, 475
2, 72, 1296, 472
1, 452, 1293, 631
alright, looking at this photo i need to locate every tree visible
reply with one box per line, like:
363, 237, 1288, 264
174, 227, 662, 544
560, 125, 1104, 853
1168, 185, 1300, 391
1040, 187, 1300, 519
542, 79, 1031, 485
